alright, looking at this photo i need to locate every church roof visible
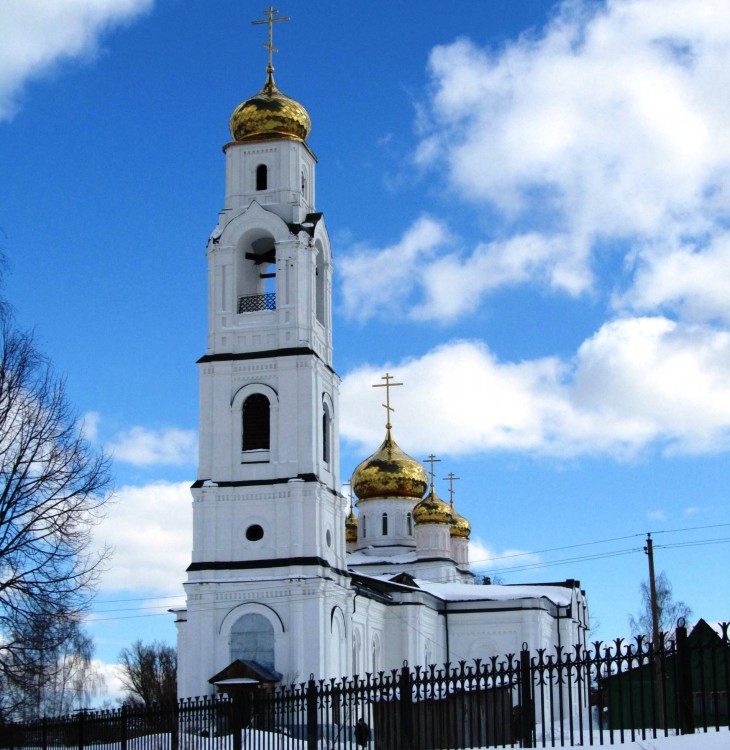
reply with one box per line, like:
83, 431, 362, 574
209, 659, 282, 686
358, 573, 578, 607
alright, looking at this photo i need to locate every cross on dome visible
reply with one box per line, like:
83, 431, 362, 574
424, 454, 442, 488
372, 372, 403, 431
443, 471, 460, 507
252, 6, 290, 76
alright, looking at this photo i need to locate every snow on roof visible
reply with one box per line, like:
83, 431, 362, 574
362, 574, 575, 606
348, 550, 418, 565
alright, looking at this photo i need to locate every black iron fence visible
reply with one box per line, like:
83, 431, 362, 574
2, 622, 727, 749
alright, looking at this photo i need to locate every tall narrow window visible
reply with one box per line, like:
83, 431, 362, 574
382, 512, 388, 536
406, 512, 413, 536
242, 393, 270, 450
315, 249, 325, 324
322, 402, 331, 464
256, 164, 268, 191
362, 516, 367, 539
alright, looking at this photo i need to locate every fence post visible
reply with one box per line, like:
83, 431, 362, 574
306, 676, 318, 750
519, 644, 534, 749
120, 704, 127, 750
77, 710, 84, 750
399, 664, 413, 750
231, 695, 243, 750
42, 716, 48, 750
676, 619, 694, 735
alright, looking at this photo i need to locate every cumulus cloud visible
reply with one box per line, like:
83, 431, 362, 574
341, 224, 590, 323
343, 0, 730, 324
618, 234, 730, 323
109, 426, 197, 466
468, 536, 541, 574
340, 317, 730, 459
340, 216, 448, 322
0, 0, 153, 120
81, 411, 101, 442
94, 481, 191, 593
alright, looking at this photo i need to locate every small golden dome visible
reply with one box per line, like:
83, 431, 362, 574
230, 73, 311, 143
352, 430, 428, 501
345, 506, 358, 544
450, 507, 471, 539
413, 488, 453, 526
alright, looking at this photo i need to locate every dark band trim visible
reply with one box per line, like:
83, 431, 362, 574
197, 347, 337, 376
187, 555, 350, 579
192, 473, 319, 489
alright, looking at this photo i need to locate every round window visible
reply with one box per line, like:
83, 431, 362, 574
326, 529, 332, 548
245, 524, 264, 542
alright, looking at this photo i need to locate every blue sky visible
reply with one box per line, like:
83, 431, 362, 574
1, 0, 729, 703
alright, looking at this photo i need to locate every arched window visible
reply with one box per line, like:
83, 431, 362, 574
256, 164, 268, 191
315, 245, 325, 325
301, 170, 306, 194
322, 402, 331, 464
406, 512, 413, 536
362, 516, 367, 539
382, 513, 388, 536
230, 613, 274, 669
242, 394, 270, 450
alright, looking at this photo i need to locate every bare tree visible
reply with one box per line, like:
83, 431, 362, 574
629, 570, 692, 637
0, 316, 112, 718
118, 640, 177, 706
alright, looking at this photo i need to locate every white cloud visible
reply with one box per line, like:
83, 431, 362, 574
619, 234, 730, 323
341, 223, 591, 323
468, 536, 540, 573
81, 411, 101, 442
341, 317, 730, 459
91, 659, 126, 706
110, 426, 197, 466
94, 481, 191, 593
396, 0, 730, 323
340, 216, 447, 322
0, 0, 154, 120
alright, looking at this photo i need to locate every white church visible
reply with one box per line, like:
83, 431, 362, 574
173, 19, 589, 699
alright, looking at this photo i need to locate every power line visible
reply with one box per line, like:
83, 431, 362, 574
79, 527, 730, 621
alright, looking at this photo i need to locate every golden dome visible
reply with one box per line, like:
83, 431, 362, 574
352, 430, 428, 501
230, 73, 311, 143
450, 507, 471, 539
413, 488, 453, 526
345, 506, 358, 544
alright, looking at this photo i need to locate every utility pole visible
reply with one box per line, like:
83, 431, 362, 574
645, 533, 665, 728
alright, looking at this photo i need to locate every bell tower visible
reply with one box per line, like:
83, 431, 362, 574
177, 11, 351, 697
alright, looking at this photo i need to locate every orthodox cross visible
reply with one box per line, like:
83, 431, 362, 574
443, 472, 460, 507
252, 6, 290, 74
423, 454, 441, 488
372, 372, 403, 430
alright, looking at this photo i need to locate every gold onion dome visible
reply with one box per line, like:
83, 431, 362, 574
450, 507, 471, 539
345, 506, 358, 543
351, 430, 429, 501
230, 73, 311, 143
413, 487, 453, 525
